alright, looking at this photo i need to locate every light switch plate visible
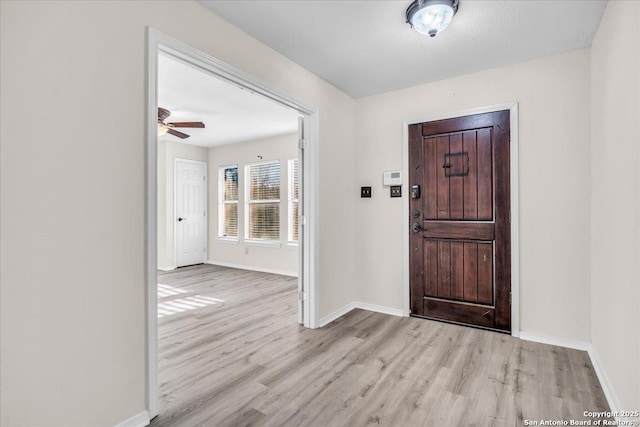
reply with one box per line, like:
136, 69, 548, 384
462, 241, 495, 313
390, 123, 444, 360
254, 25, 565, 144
361, 186, 372, 198
390, 185, 402, 198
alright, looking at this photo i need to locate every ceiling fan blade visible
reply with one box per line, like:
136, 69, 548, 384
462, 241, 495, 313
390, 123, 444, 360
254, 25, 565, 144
167, 128, 190, 139
167, 121, 205, 128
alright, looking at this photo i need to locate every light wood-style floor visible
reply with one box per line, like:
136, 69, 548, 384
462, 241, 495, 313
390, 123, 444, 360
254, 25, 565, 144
150, 264, 609, 427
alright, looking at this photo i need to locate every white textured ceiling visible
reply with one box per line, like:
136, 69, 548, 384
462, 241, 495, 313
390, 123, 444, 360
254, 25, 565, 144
158, 54, 299, 147
201, 0, 607, 98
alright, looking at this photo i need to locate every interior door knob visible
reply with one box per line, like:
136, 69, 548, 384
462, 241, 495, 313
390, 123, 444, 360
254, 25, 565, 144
177, 217, 186, 222
412, 222, 423, 233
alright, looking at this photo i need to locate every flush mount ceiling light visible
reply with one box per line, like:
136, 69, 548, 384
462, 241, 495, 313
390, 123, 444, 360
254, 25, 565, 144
406, 0, 459, 38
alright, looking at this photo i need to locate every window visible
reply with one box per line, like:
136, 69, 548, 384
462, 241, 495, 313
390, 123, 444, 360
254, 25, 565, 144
218, 166, 238, 238
288, 159, 299, 243
246, 161, 280, 241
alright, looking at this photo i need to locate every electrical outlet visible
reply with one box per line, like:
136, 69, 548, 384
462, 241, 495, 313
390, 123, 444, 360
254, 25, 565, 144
361, 186, 372, 198
390, 185, 402, 198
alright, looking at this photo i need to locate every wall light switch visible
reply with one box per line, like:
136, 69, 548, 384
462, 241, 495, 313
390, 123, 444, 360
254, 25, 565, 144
361, 186, 372, 198
390, 185, 402, 198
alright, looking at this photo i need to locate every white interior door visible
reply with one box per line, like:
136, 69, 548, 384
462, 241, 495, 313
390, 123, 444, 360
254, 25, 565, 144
175, 159, 206, 267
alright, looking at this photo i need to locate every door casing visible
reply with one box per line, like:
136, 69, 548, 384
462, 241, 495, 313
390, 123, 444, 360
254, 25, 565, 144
146, 28, 320, 419
402, 102, 520, 337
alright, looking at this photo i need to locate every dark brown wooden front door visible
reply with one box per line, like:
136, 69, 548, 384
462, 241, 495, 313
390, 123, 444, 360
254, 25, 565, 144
409, 110, 511, 332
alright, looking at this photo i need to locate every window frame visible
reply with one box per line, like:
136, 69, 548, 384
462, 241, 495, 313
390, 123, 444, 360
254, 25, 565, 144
288, 157, 300, 245
218, 164, 239, 240
244, 160, 282, 245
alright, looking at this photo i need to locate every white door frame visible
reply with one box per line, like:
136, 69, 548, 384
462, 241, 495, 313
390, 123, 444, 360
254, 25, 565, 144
174, 158, 208, 268
402, 102, 520, 337
146, 28, 320, 418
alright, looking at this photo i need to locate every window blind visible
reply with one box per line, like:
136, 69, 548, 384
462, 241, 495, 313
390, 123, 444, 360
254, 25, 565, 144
288, 159, 299, 242
247, 162, 280, 240
219, 166, 238, 238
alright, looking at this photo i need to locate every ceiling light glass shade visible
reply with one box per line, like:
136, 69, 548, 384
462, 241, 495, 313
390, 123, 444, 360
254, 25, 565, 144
157, 123, 168, 136
406, 0, 459, 37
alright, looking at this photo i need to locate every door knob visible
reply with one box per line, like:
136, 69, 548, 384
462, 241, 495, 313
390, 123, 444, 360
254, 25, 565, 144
177, 217, 186, 222
412, 222, 423, 233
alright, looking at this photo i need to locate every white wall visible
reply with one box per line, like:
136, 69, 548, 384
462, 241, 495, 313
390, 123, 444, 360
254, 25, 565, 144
0, 1, 356, 425
3, 0, 636, 424
157, 139, 209, 270
590, 1, 640, 412
208, 133, 299, 276
354, 49, 592, 342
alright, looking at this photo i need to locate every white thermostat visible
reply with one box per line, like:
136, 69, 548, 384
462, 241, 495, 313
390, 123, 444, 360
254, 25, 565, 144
383, 170, 402, 186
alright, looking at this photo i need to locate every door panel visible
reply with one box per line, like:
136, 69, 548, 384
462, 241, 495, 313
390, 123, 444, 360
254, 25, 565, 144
450, 242, 464, 300
423, 240, 438, 297
423, 136, 437, 219
462, 242, 478, 302
463, 131, 478, 220
409, 110, 511, 332
435, 136, 449, 219
437, 240, 450, 298
176, 160, 206, 268
423, 130, 494, 222
477, 128, 493, 220
449, 133, 464, 220
477, 243, 494, 304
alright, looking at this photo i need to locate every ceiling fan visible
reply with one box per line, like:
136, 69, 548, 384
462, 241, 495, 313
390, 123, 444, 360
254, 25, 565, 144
157, 107, 205, 139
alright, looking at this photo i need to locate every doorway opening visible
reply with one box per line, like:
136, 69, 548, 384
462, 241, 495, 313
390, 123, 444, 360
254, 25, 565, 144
146, 28, 319, 419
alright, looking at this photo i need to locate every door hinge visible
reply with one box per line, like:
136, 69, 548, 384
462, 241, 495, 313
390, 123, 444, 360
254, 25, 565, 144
298, 138, 307, 150
509, 292, 512, 305
509, 211, 511, 223
301, 215, 307, 226
298, 291, 305, 301
203, 247, 206, 253
203, 176, 206, 181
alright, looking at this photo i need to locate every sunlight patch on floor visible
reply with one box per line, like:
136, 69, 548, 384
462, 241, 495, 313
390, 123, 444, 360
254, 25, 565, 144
157, 283, 224, 318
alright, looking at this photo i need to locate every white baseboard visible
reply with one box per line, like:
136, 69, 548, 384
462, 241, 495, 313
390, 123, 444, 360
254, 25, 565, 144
157, 265, 175, 272
319, 301, 404, 327
520, 332, 622, 418
519, 331, 591, 351
587, 345, 623, 416
206, 260, 297, 277
319, 302, 356, 327
114, 411, 150, 427
354, 301, 404, 317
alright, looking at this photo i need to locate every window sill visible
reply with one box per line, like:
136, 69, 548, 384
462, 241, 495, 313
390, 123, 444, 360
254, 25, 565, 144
217, 237, 239, 244
287, 242, 299, 248
245, 239, 282, 248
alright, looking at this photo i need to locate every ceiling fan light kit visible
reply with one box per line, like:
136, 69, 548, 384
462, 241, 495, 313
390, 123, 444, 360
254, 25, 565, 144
406, 0, 459, 38
157, 123, 169, 136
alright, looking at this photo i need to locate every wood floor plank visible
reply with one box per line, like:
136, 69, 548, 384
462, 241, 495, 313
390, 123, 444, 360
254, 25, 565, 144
150, 264, 610, 427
